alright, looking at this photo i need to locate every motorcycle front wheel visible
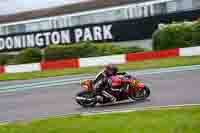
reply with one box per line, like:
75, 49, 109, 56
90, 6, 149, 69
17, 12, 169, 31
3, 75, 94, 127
129, 86, 151, 101
76, 91, 97, 107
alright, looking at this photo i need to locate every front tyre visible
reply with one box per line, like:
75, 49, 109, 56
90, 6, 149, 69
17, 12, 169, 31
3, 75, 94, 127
130, 86, 151, 101
76, 91, 97, 108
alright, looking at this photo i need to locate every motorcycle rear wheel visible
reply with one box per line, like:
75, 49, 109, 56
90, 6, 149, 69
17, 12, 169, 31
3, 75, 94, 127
129, 86, 150, 101
76, 91, 97, 107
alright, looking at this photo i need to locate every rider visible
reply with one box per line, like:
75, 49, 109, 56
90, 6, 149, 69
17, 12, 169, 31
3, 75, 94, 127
93, 64, 128, 102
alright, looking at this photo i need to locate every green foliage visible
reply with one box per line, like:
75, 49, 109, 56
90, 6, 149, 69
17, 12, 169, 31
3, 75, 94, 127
10, 48, 42, 64
0, 54, 14, 65
153, 20, 200, 50
1, 43, 145, 65
44, 42, 145, 61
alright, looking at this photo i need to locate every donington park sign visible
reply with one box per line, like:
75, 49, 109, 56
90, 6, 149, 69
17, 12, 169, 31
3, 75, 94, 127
0, 25, 113, 52
0, 8, 200, 52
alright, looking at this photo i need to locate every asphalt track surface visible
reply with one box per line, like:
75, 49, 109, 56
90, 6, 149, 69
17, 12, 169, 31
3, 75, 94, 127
0, 69, 200, 122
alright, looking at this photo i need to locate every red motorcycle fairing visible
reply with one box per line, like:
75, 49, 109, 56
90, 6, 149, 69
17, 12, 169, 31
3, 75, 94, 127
111, 76, 122, 87
110, 76, 133, 89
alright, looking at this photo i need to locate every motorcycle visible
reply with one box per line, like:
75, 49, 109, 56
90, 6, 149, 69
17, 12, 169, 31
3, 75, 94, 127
75, 72, 150, 107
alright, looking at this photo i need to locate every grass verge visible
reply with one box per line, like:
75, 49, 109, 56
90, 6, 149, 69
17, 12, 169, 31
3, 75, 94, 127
0, 56, 200, 81
0, 106, 200, 133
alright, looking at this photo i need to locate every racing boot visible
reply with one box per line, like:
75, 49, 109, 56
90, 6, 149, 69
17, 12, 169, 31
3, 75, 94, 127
102, 90, 116, 103
96, 95, 104, 102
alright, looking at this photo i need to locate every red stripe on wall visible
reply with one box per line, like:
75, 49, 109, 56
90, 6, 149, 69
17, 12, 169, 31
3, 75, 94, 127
0, 66, 5, 74
127, 48, 179, 62
41, 59, 80, 70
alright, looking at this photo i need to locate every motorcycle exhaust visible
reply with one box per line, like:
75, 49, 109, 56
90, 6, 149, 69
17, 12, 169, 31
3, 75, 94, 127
76, 96, 95, 101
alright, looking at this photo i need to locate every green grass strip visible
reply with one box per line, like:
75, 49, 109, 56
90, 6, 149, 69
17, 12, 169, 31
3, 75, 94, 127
0, 56, 200, 81
0, 106, 200, 133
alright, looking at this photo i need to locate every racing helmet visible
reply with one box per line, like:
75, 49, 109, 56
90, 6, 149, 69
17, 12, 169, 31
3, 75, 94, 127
104, 64, 118, 76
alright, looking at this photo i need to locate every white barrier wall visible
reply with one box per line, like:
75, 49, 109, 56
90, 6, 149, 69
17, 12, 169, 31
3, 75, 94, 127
180, 46, 200, 56
5, 63, 41, 73
80, 54, 126, 67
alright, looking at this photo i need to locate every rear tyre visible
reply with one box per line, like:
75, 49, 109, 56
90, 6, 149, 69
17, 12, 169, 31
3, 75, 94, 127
76, 91, 97, 108
129, 86, 151, 101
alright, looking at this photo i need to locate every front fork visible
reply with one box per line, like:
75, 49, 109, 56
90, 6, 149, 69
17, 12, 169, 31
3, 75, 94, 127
127, 81, 145, 94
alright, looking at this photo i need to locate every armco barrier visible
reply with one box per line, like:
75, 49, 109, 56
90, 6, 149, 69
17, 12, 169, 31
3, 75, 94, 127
180, 46, 200, 56
0, 66, 4, 74
41, 59, 79, 70
5, 63, 41, 73
127, 49, 179, 62
1, 46, 200, 74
